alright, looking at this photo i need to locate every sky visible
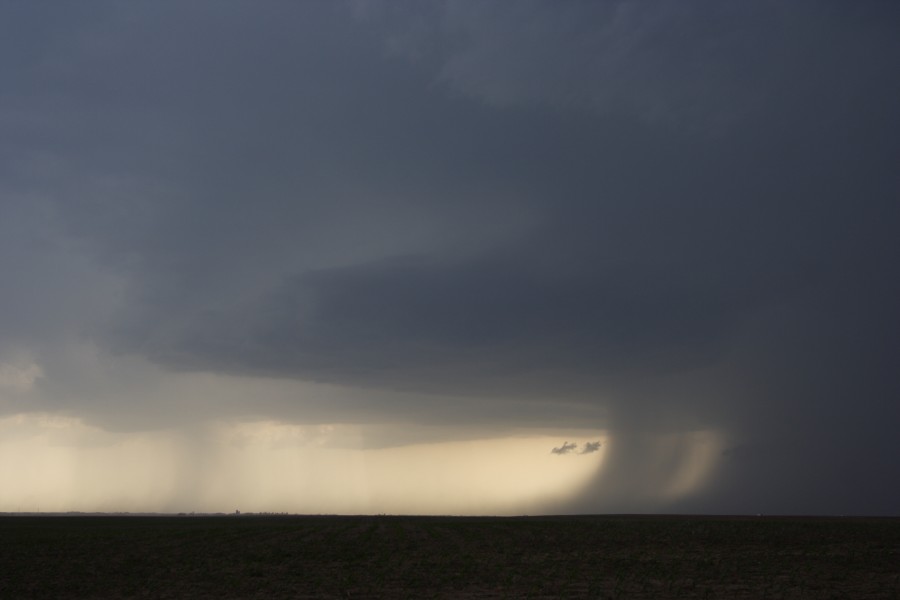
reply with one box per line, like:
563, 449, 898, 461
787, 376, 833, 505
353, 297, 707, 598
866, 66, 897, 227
1, 0, 899, 516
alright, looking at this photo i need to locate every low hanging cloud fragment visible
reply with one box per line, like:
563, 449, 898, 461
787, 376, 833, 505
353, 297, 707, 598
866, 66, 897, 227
551, 440, 602, 455
580, 441, 602, 454
551, 441, 577, 455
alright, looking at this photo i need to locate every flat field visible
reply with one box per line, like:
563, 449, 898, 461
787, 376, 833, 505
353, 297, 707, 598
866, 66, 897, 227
0, 514, 897, 599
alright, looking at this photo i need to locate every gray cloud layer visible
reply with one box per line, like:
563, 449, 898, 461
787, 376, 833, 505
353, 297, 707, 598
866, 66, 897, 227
2, 1, 899, 514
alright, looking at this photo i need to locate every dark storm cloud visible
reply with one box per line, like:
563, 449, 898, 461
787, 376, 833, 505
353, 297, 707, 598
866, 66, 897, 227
2, 1, 899, 513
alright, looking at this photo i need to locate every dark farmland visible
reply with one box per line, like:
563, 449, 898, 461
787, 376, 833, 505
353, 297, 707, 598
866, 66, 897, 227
1, 515, 898, 599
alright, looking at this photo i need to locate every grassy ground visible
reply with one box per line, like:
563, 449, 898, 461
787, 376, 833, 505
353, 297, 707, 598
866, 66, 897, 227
0, 515, 897, 599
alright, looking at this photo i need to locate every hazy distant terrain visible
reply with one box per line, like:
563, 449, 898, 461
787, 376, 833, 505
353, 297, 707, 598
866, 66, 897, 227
1, 515, 897, 599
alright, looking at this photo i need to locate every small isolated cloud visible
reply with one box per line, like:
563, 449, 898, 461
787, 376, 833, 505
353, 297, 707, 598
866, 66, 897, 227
580, 441, 602, 454
551, 441, 577, 455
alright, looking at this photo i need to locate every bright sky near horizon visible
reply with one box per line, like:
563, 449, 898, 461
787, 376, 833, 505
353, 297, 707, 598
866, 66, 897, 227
1, 413, 613, 515
1, 1, 899, 516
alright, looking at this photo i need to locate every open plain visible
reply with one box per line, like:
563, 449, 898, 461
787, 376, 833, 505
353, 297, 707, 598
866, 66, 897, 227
1, 514, 897, 599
